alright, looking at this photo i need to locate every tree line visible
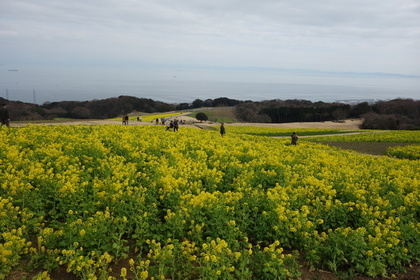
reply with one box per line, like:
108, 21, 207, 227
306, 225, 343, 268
175, 97, 243, 110
1, 96, 418, 130
235, 98, 419, 130
2, 96, 244, 121
2, 96, 176, 121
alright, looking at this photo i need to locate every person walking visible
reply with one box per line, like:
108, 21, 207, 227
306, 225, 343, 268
220, 123, 226, 137
122, 114, 129, 125
173, 119, 179, 132
291, 132, 298, 145
0, 103, 10, 127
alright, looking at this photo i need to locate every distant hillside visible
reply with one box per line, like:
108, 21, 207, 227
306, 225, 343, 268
2, 96, 244, 121
2, 96, 419, 130
1, 96, 177, 121
234, 98, 420, 130
41, 95, 176, 119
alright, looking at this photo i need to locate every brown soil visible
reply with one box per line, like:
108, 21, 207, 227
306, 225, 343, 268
8, 259, 419, 280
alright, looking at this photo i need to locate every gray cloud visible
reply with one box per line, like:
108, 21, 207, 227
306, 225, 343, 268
1, 0, 419, 74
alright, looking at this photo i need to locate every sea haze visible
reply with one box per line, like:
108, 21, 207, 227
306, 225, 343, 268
1, 66, 419, 104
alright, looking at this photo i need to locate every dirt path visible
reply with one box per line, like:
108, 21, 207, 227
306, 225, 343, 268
11, 117, 364, 130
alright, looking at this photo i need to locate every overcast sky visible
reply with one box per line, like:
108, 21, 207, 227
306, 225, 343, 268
2, 0, 419, 74
1, 0, 420, 104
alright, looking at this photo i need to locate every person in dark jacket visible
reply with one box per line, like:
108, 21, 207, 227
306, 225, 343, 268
291, 132, 298, 145
0, 104, 10, 127
220, 123, 226, 137
173, 119, 179, 132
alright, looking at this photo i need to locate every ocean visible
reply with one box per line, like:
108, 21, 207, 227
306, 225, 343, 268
1, 66, 419, 105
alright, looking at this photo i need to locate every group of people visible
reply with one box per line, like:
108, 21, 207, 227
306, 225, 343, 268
122, 115, 144, 125
165, 119, 180, 132
121, 113, 298, 143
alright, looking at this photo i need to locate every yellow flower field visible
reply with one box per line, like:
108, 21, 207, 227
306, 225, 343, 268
209, 125, 360, 137
386, 144, 420, 160
109, 112, 181, 122
140, 113, 182, 122
308, 130, 420, 143
0, 125, 419, 279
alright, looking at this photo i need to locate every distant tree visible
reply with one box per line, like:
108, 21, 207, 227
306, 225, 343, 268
213, 97, 241, 107
71, 107, 91, 119
196, 112, 208, 122
204, 99, 214, 107
176, 103, 190, 110
236, 102, 261, 122
377, 98, 419, 118
192, 99, 204, 108
48, 106, 67, 118
361, 112, 400, 130
285, 99, 313, 106
360, 99, 420, 130
350, 102, 371, 118
332, 107, 349, 121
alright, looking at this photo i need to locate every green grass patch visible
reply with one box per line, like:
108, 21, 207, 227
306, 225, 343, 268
188, 107, 237, 123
